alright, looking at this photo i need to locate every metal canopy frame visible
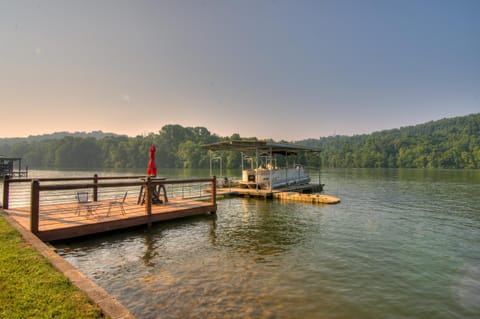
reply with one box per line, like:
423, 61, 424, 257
203, 140, 322, 191
203, 140, 321, 155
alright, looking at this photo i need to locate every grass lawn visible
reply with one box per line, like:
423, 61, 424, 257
0, 214, 106, 319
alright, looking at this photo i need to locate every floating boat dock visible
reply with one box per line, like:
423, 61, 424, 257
2, 176, 217, 242
202, 140, 340, 204
215, 182, 321, 198
215, 184, 340, 204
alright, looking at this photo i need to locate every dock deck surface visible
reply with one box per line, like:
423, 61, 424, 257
5, 197, 216, 241
215, 184, 339, 204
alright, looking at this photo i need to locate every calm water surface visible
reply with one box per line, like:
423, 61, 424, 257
53, 169, 479, 319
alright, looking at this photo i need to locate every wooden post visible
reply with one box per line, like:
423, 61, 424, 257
30, 179, 40, 235
93, 174, 98, 202
2, 175, 10, 209
146, 177, 152, 229
211, 176, 217, 213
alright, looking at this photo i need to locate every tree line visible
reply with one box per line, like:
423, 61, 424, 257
1, 113, 479, 170
0, 125, 222, 170
299, 113, 480, 169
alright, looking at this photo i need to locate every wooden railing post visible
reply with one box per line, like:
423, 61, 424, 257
211, 176, 217, 209
30, 179, 40, 235
2, 175, 10, 209
93, 174, 98, 202
145, 177, 152, 228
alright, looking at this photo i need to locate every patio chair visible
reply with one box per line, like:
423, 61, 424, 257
75, 191, 91, 215
107, 191, 128, 216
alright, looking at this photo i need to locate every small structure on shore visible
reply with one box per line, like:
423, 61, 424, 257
0, 156, 28, 178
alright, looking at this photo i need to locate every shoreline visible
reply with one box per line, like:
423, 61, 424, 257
0, 209, 136, 319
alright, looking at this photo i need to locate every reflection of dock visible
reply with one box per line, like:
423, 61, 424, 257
2, 176, 217, 241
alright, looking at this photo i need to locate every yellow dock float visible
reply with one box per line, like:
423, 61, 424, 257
273, 192, 340, 204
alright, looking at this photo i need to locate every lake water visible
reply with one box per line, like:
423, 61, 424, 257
48, 169, 480, 318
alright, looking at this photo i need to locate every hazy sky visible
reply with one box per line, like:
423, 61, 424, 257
1, 0, 479, 141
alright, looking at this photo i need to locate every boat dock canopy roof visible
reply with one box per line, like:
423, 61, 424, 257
202, 140, 321, 155
0, 156, 23, 162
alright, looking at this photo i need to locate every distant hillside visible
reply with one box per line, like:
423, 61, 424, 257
0, 131, 125, 145
0, 125, 221, 169
299, 113, 480, 169
1, 115, 478, 170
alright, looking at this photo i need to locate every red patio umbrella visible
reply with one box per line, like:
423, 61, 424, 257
147, 145, 157, 176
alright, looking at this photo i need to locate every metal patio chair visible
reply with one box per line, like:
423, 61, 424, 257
75, 191, 96, 215
107, 191, 128, 216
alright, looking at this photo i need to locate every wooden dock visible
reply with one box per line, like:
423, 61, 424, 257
4, 197, 216, 242
2, 176, 217, 242
214, 183, 340, 204
216, 183, 323, 198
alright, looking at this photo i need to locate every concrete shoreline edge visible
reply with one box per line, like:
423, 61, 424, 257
1, 210, 137, 319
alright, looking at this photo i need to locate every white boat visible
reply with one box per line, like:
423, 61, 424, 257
241, 164, 310, 189
204, 140, 320, 191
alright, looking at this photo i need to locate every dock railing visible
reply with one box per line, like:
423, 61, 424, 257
3, 175, 217, 235
3, 175, 145, 209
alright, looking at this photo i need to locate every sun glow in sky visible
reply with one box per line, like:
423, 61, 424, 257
1, 0, 479, 140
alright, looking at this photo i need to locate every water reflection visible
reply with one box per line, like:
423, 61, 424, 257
56, 169, 480, 319
208, 214, 217, 245
141, 232, 158, 267
216, 198, 310, 256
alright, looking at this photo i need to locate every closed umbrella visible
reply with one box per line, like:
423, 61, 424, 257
147, 145, 157, 176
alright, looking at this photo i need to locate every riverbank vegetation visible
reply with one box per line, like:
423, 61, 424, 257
302, 113, 480, 169
1, 113, 479, 170
0, 214, 105, 318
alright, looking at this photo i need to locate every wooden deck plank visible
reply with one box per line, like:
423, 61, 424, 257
4, 196, 216, 241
